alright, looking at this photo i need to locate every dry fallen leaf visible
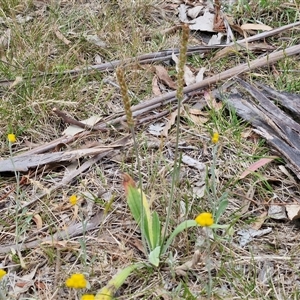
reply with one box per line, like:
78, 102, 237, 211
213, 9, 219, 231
14, 264, 40, 295
187, 6, 204, 19
33, 214, 43, 230
238, 227, 272, 247
195, 67, 206, 82
204, 91, 223, 111
213, 42, 275, 61
240, 185, 255, 215
251, 211, 267, 230
148, 123, 165, 136
161, 109, 180, 137
213, 0, 225, 32
188, 113, 209, 125
152, 75, 162, 96
241, 23, 273, 31
9, 76, 23, 89
153, 65, 177, 90
63, 115, 102, 136
286, 205, 300, 221
178, 4, 189, 23
55, 29, 71, 45
188, 106, 209, 125
268, 205, 287, 220
239, 157, 278, 179
181, 154, 205, 171
172, 53, 195, 86
189, 10, 215, 32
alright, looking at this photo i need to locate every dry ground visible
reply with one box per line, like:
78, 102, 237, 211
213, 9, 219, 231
0, 0, 300, 299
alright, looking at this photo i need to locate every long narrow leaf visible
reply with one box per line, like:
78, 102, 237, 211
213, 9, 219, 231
151, 211, 161, 249
128, 188, 151, 247
215, 194, 228, 223
139, 188, 154, 249
162, 220, 197, 254
123, 174, 153, 250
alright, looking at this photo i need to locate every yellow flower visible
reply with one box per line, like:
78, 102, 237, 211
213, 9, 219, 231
195, 212, 214, 227
65, 273, 87, 289
0, 269, 6, 280
69, 194, 78, 206
7, 134, 16, 143
211, 132, 219, 144
95, 287, 113, 300
82, 295, 95, 300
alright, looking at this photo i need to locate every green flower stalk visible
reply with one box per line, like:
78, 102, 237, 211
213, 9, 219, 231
116, 68, 146, 255
95, 264, 141, 300
162, 22, 190, 251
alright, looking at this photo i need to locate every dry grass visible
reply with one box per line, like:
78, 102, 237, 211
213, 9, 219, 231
1, 0, 300, 299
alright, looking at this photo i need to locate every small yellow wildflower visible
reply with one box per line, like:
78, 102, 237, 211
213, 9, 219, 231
69, 194, 78, 206
211, 132, 219, 144
7, 134, 16, 143
195, 212, 214, 227
0, 269, 6, 280
95, 287, 113, 300
82, 295, 95, 300
65, 273, 87, 289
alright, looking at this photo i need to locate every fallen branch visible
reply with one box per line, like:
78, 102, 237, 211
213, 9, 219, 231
7, 44, 300, 157
0, 147, 113, 172
0, 21, 299, 86
93, 43, 300, 130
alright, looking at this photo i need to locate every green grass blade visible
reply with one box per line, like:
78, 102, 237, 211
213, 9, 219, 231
151, 211, 161, 249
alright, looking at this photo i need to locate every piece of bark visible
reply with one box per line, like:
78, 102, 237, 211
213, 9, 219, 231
20, 132, 90, 156
237, 79, 300, 149
219, 79, 300, 179
18, 135, 130, 210
0, 147, 113, 172
255, 82, 300, 117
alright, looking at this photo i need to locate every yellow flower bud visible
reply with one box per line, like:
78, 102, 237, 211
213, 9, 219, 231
65, 273, 87, 289
195, 212, 214, 227
0, 269, 7, 280
69, 194, 78, 206
211, 132, 219, 144
7, 134, 16, 143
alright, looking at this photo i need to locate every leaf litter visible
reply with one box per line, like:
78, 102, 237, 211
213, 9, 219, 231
0, 0, 300, 299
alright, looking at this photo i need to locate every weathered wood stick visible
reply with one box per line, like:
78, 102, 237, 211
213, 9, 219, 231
94, 43, 300, 130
